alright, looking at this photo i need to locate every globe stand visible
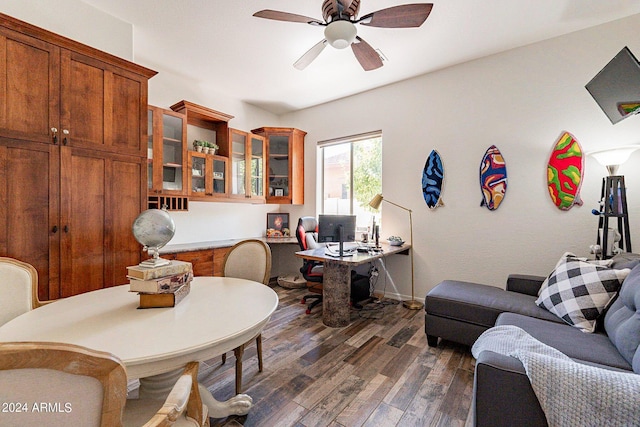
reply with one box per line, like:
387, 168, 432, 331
139, 246, 171, 268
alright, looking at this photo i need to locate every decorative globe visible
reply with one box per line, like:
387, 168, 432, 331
132, 209, 176, 265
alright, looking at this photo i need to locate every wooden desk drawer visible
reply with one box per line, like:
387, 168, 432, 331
165, 249, 214, 277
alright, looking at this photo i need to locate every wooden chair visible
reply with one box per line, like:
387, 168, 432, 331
220, 239, 271, 394
0, 257, 51, 327
0, 342, 209, 427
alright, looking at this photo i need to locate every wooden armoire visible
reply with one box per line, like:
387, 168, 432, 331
0, 13, 157, 300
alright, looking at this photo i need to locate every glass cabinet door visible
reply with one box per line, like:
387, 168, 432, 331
190, 154, 206, 195
212, 157, 226, 195
161, 113, 184, 193
268, 135, 289, 198
230, 130, 246, 197
250, 135, 265, 197
148, 106, 187, 195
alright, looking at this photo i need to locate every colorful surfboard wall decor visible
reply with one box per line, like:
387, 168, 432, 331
479, 145, 507, 210
422, 149, 445, 209
547, 131, 584, 210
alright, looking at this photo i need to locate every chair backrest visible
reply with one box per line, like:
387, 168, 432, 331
222, 239, 272, 285
0, 257, 40, 327
296, 217, 320, 250
0, 341, 127, 427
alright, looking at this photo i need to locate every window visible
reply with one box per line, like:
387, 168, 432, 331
319, 131, 382, 233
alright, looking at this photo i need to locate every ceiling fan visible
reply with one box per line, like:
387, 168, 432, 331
253, 0, 433, 71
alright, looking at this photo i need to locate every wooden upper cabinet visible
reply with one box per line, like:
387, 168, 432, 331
60, 50, 148, 156
252, 127, 306, 205
0, 13, 155, 156
0, 25, 60, 144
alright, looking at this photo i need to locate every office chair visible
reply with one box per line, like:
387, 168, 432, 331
0, 341, 209, 426
220, 239, 271, 394
0, 257, 51, 328
296, 217, 324, 314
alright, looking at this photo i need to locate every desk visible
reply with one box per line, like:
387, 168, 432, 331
0, 276, 279, 418
296, 243, 410, 327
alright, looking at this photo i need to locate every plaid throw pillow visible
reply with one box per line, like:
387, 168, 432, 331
536, 253, 630, 332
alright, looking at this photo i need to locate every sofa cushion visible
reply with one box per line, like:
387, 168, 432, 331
604, 263, 640, 374
496, 312, 632, 371
535, 253, 630, 332
426, 280, 562, 329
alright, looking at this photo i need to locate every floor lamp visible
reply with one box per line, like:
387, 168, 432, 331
588, 145, 638, 258
368, 194, 423, 310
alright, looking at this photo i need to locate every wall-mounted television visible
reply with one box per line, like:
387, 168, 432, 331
586, 46, 640, 125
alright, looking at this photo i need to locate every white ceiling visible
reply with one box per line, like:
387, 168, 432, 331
82, 0, 640, 115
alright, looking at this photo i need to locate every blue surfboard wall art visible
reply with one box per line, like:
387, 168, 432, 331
422, 149, 445, 209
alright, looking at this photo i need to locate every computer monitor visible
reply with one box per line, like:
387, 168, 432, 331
318, 214, 357, 257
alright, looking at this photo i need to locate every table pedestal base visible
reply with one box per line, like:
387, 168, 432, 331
139, 369, 254, 418
322, 260, 351, 327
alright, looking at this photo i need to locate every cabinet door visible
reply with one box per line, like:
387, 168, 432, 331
249, 134, 265, 199
267, 134, 291, 203
229, 129, 247, 199
148, 106, 187, 195
59, 148, 144, 296
60, 50, 148, 156
59, 147, 107, 296
212, 155, 228, 197
0, 26, 60, 144
188, 152, 209, 197
0, 140, 60, 301
108, 155, 145, 287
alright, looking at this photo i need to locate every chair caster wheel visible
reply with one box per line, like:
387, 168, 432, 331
301, 298, 306, 304
305, 309, 311, 314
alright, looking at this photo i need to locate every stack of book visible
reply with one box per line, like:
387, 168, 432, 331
127, 260, 193, 309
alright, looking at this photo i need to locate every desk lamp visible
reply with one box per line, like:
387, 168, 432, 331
368, 194, 423, 310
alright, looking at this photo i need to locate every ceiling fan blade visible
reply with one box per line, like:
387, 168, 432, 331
351, 36, 383, 71
294, 39, 328, 70
253, 10, 324, 26
357, 3, 433, 28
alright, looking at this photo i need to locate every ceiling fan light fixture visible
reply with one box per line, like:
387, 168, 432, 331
324, 20, 357, 49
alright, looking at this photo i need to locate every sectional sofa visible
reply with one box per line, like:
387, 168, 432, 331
424, 252, 640, 426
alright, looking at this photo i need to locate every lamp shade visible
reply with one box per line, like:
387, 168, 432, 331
324, 20, 357, 49
369, 193, 384, 210
588, 145, 640, 175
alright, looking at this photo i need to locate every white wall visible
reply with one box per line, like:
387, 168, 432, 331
283, 14, 640, 301
1, 0, 133, 60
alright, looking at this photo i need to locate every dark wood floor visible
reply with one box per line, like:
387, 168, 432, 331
198, 285, 475, 427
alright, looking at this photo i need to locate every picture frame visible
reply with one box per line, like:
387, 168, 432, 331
274, 188, 284, 197
266, 213, 290, 237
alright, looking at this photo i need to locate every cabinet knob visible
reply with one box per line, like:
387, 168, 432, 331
63, 225, 69, 233
52, 225, 58, 233
51, 127, 58, 144
62, 129, 70, 145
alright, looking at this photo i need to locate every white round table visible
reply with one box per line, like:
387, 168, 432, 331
0, 276, 279, 418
